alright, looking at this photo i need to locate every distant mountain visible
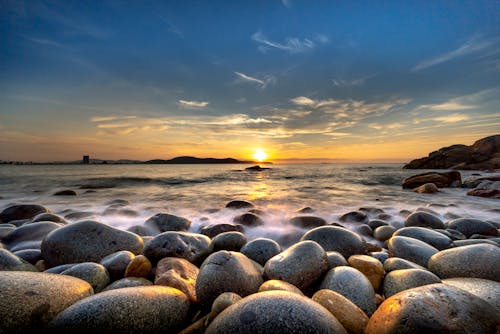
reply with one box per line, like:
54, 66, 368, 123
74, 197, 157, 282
144, 156, 252, 164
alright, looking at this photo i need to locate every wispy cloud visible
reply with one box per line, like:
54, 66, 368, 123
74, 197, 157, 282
281, 0, 292, 9
433, 113, 470, 123
23, 36, 65, 48
234, 71, 276, 89
414, 88, 500, 111
251, 31, 328, 54
332, 74, 376, 87
178, 100, 209, 108
412, 35, 496, 72
157, 15, 183, 38
90, 116, 137, 122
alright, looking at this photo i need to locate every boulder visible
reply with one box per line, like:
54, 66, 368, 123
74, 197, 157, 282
339, 211, 369, 224
348, 255, 385, 291
404, 211, 445, 229
240, 238, 281, 266
103, 277, 153, 291
233, 212, 264, 226
3, 221, 61, 252
53, 190, 77, 196
258, 279, 304, 295
144, 231, 212, 264
393, 226, 453, 250
383, 257, 426, 272
211, 231, 247, 251
373, 225, 396, 241
388, 236, 438, 268
446, 218, 498, 238
288, 215, 327, 228
61, 262, 110, 293
301, 226, 366, 258
383, 268, 441, 297
225, 200, 254, 209
402, 171, 462, 189
99, 251, 135, 281
199, 223, 244, 238
412, 183, 439, 193
124, 254, 151, 278
443, 277, 500, 314
155, 257, 199, 303
0, 248, 38, 271
0, 204, 49, 224
144, 213, 191, 233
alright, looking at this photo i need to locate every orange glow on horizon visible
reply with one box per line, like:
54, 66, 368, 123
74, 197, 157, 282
253, 148, 268, 162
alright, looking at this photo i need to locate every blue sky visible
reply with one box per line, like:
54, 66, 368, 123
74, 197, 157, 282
1, 0, 499, 161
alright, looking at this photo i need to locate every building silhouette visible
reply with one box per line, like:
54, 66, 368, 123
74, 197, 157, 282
83, 155, 90, 164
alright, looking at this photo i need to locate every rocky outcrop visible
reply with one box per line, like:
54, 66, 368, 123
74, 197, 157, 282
404, 135, 500, 170
402, 171, 461, 189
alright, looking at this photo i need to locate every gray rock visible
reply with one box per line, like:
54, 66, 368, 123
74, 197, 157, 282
383, 257, 426, 272
370, 251, 389, 263
195, 251, 263, 306
0, 225, 16, 239
446, 218, 498, 237
29, 213, 68, 225
53, 189, 77, 196
368, 219, 388, 229
320, 265, 377, 316
240, 238, 281, 266
453, 239, 499, 247
0, 204, 49, 223
225, 200, 254, 209
301, 226, 366, 258
366, 283, 500, 334
443, 277, 500, 314
99, 251, 135, 281
49, 286, 190, 333
0, 248, 38, 271
206, 290, 347, 334
412, 183, 439, 193
339, 211, 369, 224
288, 215, 326, 228
404, 211, 445, 229
258, 279, 304, 295
326, 251, 348, 269
383, 268, 441, 297
154, 257, 199, 303
144, 213, 191, 233
212, 231, 247, 251
388, 236, 438, 267
144, 231, 212, 264
393, 226, 453, 250
200, 223, 244, 238
233, 212, 264, 226
44, 263, 76, 274
356, 224, 373, 236
428, 244, 500, 281
3, 221, 61, 252
373, 225, 396, 241
103, 277, 153, 291
0, 271, 93, 333
41, 220, 143, 266
444, 228, 467, 240
14, 249, 42, 264
264, 240, 328, 291
127, 224, 156, 236
61, 262, 110, 293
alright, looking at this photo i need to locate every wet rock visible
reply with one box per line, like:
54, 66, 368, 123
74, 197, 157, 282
206, 290, 347, 334
359, 207, 384, 215
443, 277, 500, 314
105, 199, 130, 206
313, 289, 369, 334
4, 221, 61, 252
64, 211, 95, 221
53, 189, 77, 196
326, 251, 348, 269
428, 244, 500, 281
365, 283, 500, 334
412, 183, 439, 193
100, 250, 135, 281
339, 211, 369, 224
0, 224, 16, 239
453, 239, 499, 247
0, 248, 38, 271
383, 257, 426, 272
388, 236, 438, 267
127, 224, 156, 236
301, 226, 366, 258
402, 171, 462, 188
0, 204, 49, 223
144, 231, 212, 264
404, 211, 445, 229
348, 255, 385, 291
0, 271, 93, 333
212, 231, 247, 251
145, 213, 191, 233
355, 224, 373, 236
225, 200, 254, 209
297, 206, 314, 213
41, 220, 144, 266
155, 257, 199, 303
258, 279, 304, 295
373, 225, 396, 241
102, 206, 139, 217
233, 212, 264, 226
370, 251, 389, 263
29, 213, 68, 225
393, 226, 453, 250
443, 228, 467, 240
240, 238, 281, 266
50, 286, 190, 333
320, 266, 377, 316
264, 240, 328, 291
14, 249, 42, 264
103, 277, 153, 291
288, 215, 326, 228
368, 219, 387, 229
446, 218, 498, 237
44, 263, 76, 274
195, 251, 263, 306
124, 254, 152, 278
383, 268, 441, 297
200, 223, 244, 238
61, 262, 110, 293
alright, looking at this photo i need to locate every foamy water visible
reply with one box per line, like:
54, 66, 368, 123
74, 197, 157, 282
1, 164, 498, 242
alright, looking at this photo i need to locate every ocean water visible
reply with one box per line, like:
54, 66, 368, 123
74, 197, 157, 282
1, 164, 498, 243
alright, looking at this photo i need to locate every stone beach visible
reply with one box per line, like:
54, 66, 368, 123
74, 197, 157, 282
1, 196, 500, 333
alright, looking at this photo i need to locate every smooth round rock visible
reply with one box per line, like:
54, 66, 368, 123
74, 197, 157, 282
53, 189, 77, 196
443, 277, 500, 314
225, 200, 254, 209
428, 244, 500, 281
383, 268, 441, 297
29, 213, 67, 225
368, 220, 388, 229
206, 290, 347, 334
195, 251, 263, 306
366, 283, 500, 334
0, 272, 93, 333
3, 221, 61, 252
446, 218, 498, 237
383, 257, 426, 272
356, 224, 373, 236
313, 289, 369, 334
326, 251, 348, 269
0, 204, 49, 223
258, 279, 304, 295
404, 211, 445, 229
288, 215, 326, 228
14, 249, 42, 264
301, 226, 366, 258
212, 231, 247, 251
50, 286, 190, 333
388, 236, 438, 268
145, 213, 191, 233
233, 212, 264, 226
41, 220, 144, 266
100, 250, 135, 281
103, 277, 153, 291
124, 254, 152, 278
144, 231, 212, 264
264, 240, 328, 291
0, 248, 38, 271
412, 183, 439, 193
348, 255, 385, 291
240, 238, 281, 266
127, 225, 156, 236
373, 226, 396, 241
61, 262, 110, 293
155, 257, 199, 303
199, 223, 244, 238
0, 225, 16, 239
320, 266, 377, 316
393, 226, 453, 250
339, 211, 369, 224
370, 251, 389, 263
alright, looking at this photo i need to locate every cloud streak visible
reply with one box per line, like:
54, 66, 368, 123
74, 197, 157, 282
178, 100, 209, 108
251, 31, 328, 54
234, 71, 276, 89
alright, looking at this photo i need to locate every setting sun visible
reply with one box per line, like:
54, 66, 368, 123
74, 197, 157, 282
253, 149, 268, 162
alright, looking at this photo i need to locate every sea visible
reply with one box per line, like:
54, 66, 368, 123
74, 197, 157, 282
1, 164, 498, 243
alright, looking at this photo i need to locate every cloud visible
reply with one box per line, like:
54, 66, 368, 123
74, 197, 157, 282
90, 116, 137, 122
290, 96, 316, 106
252, 31, 326, 54
23, 36, 65, 48
234, 71, 276, 89
414, 88, 500, 112
281, 0, 292, 8
412, 35, 496, 71
332, 74, 375, 87
178, 100, 209, 108
157, 15, 183, 38
425, 102, 476, 111
433, 114, 470, 123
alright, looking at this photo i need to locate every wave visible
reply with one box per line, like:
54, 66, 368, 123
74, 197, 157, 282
76, 176, 220, 189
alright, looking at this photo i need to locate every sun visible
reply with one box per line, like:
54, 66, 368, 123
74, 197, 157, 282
253, 149, 268, 162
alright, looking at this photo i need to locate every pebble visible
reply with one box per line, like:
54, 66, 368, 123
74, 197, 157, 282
29, 213, 68, 224
383, 268, 441, 297
339, 211, 369, 224
442, 277, 500, 314
301, 226, 366, 258
0, 204, 49, 223
61, 262, 110, 293
53, 189, 77, 196
3, 221, 62, 252
225, 200, 254, 209
383, 257, 426, 272
199, 223, 244, 238
124, 254, 152, 278
155, 257, 199, 303
103, 277, 153, 291
233, 212, 264, 226
240, 237, 281, 266
0, 248, 38, 271
388, 236, 438, 267
211, 231, 247, 251
412, 183, 439, 193
393, 226, 453, 250
404, 211, 445, 229
288, 215, 327, 228
14, 248, 42, 264
145, 213, 191, 233
258, 279, 304, 295
446, 218, 498, 237
326, 251, 348, 269
144, 231, 212, 264
100, 250, 135, 281
368, 219, 388, 229
348, 254, 385, 291
0, 224, 16, 239
373, 225, 396, 241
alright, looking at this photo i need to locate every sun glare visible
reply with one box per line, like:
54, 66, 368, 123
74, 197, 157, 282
253, 149, 268, 162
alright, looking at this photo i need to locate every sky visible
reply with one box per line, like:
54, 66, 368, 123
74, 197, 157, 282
1, 0, 499, 162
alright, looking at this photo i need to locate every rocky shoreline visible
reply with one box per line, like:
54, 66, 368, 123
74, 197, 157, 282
1, 201, 500, 333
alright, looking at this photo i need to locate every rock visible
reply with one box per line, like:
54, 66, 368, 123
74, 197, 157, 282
209, 292, 243, 319
383, 268, 441, 297
53, 189, 77, 196
326, 251, 348, 269
355, 224, 373, 236
200, 223, 244, 238
320, 265, 376, 316
233, 212, 264, 226
443, 228, 467, 240
383, 257, 426, 272
288, 215, 326, 228
365, 283, 500, 333
124, 254, 152, 278
195, 251, 263, 306
3, 221, 61, 252
339, 211, 369, 224
297, 206, 314, 213
127, 225, 156, 236
370, 251, 389, 263
402, 171, 462, 188
102, 206, 139, 217
240, 238, 281, 266
103, 277, 153, 291
258, 279, 304, 295
428, 244, 500, 281
443, 278, 500, 314
453, 239, 499, 247
144, 231, 212, 264
446, 218, 498, 237
61, 262, 110, 293
0, 224, 16, 239
100, 250, 135, 281
301, 226, 366, 258
205, 290, 347, 334
49, 286, 190, 333
313, 289, 369, 334
393, 226, 453, 250
14, 249, 42, 264
467, 187, 500, 198
348, 255, 385, 291
212, 231, 247, 251
373, 225, 396, 241
264, 241, 328, 291
155, 257, 199, 303
41, 220, 144, 266
412, 183, 439, 193
388, 236, 438, 267
225, 200, 254, 209
44, 263, 77, 274
0, 248, 38, 271
105, 199, 130, 206
29, 213, 68, 224
145, 213, 191, 233
245, 165, 271, 171
0, 204, 49, 223
0, 272, 93, 332
404, 211, 445, 229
